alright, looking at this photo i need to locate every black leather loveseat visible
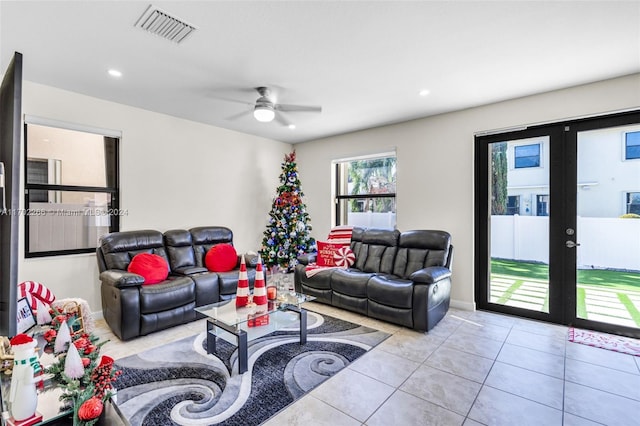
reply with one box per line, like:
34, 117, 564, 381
96, 226, 257, 340
294, 227, 453, 332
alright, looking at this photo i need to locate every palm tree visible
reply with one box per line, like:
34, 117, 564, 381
491, 142, 508, 215
349, 157, 396, 212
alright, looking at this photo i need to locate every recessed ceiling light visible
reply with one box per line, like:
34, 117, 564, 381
419, 89, 430, 97
288, 124, 296, 130
108, 69, 123, 78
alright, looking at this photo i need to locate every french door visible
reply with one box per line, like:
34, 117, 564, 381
475, 110, 640, 338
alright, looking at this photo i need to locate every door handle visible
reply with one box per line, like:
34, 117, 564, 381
566, 240, 580, 248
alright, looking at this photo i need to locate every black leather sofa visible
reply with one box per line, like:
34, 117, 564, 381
294, 227, 453, 332
96, 226, 257, 340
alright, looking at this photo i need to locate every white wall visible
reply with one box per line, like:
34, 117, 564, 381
19, 81, 292, 314
295, 73, 640, 311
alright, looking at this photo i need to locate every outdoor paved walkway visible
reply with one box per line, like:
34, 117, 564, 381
490, 275, 640, 328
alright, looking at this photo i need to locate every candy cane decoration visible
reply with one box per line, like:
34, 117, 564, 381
18, 281, 56, 311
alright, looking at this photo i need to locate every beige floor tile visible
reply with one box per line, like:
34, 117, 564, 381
565, 358, 640, 401
443, 328, 504, 359
565, 341, 639, 374
564, 381, 640, 425
349, 347, 420, 387
365, 390, 464, 426
469, 386, 563, 426
425, 346, 494, 383
311, 369, 394, 422
400, 365, 482, 415
496, 343, 565, 379
377, 331, 444, 363
484, 362, 565, 409
263, 395, 361, 426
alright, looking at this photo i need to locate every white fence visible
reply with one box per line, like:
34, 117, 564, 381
348, 212, 396, 229
491, 215, 640, 271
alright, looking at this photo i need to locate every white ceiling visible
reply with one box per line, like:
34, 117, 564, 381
1, 1, 639, 144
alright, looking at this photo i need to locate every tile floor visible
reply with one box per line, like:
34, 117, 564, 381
95, 302, 640, 426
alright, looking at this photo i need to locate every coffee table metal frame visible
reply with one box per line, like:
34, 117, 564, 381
198, 295, 313, 375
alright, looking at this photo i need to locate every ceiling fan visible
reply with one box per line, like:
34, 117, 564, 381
227, 87, 322, 125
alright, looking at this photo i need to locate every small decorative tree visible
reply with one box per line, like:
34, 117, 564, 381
260, 151, 315, 272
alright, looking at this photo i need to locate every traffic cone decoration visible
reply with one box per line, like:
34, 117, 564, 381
252, 256, 268, 307
235, 255, 249, 307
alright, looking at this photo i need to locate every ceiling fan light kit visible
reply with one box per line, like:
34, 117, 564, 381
254, 99, 276, 123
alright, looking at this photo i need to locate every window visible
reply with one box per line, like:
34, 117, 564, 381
536, 194, 549, 216
514, 143, 540, 168
625, 131, 640, 160
334, 153, 396, 229
506, 195, 520, 215
627, 192, 640, 214
24, 120, 120, 257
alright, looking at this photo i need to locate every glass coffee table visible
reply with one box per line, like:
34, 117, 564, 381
195, 292, 315, 375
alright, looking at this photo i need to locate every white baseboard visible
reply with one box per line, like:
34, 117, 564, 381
92, 310, 104, 321
450, 299, 476, 311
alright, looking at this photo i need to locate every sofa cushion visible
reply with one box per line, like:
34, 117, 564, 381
393, 230, 451, 279
127, 253, 169, 285
331, 269, 373, 298
190, 227, 234, 267
351, 228, 400, 274
139, 277, 195, 313
164, 229, 196, 271
100, 230, 167, 271
368, 275, 413, 309
205, 244, 238, 272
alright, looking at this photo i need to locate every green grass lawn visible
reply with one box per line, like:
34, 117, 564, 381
490, 258, 640, 327
491, 258, 640, 291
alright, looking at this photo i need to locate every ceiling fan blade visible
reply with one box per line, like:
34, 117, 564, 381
274, 113, 292, 127
225, 110, 252, 121
275, 104, 322, 113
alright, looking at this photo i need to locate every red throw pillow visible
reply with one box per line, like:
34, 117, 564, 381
205, 243, 238, 272
316, 241, 344, 267
128, 253, 169, 285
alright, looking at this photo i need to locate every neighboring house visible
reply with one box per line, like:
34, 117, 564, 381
504, 125, 640, 218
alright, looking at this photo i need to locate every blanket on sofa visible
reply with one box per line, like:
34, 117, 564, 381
304, 226, 354, 277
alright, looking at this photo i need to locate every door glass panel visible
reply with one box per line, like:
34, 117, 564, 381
576, 125, 640, 329
489, 137, 550, 312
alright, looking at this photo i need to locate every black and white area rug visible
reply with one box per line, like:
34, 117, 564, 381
113, 311, 390, 426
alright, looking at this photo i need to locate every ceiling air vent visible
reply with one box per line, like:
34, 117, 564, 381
135, 5, 197, 44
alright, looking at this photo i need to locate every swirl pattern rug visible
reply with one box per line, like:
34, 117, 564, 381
113, 311, 390, 425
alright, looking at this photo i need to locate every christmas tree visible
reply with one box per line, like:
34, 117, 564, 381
260, 151, 315, 271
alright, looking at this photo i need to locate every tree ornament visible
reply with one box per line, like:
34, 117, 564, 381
54, 320, 72, 353
64, 341, 85, 379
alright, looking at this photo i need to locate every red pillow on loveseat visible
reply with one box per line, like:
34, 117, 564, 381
205, 243, 238, 272
128, 253, 169, 285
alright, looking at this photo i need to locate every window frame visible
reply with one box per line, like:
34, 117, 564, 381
23, 118, 120, 258
333, 152, 397, 228
626, 192, 640, 214
624, 130, 640, 160
514, 143, 541, 168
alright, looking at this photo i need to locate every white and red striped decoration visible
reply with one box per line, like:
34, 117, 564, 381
333, 246, 356, 268
252, 257, 267, 306
327, 226, 354, 246
235, 256, 249, 307
18, 281, 56, 311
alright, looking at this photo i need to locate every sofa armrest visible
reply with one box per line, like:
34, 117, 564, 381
296, 253, 317, 266
173, 266, 208, 276
410, 266, 451, 284
99, 270, 145, 288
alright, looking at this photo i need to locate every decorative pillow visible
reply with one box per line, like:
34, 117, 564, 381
316, 241, 344, 267
333, 246, 356, 268
205, 243, 238, 272
128, 253, 169, 285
